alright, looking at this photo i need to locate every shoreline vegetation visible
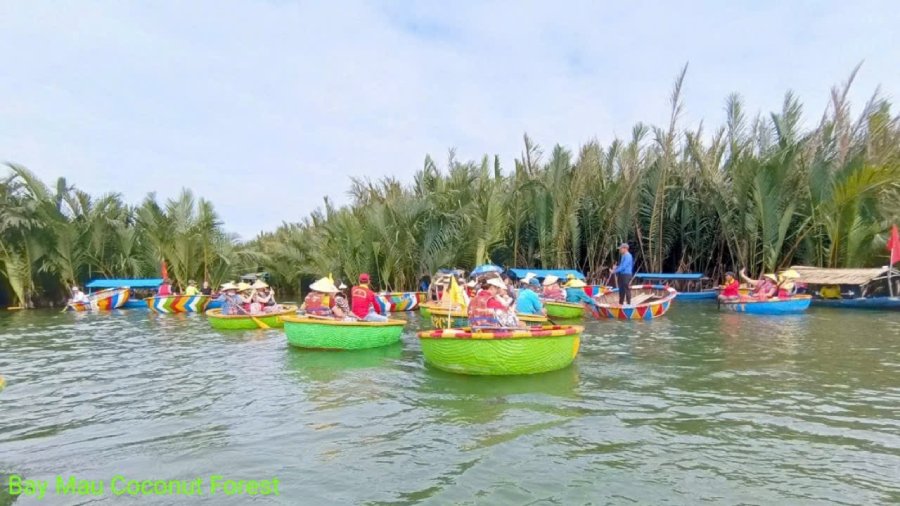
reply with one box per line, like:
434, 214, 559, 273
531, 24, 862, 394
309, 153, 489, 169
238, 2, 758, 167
2, 68, 899, 308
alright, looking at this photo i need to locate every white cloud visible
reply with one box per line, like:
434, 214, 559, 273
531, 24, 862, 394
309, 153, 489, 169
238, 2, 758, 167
1, 0, 897, 237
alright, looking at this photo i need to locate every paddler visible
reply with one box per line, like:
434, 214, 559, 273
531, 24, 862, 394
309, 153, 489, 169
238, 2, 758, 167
612, 243, 634, 306
237, 282, 254, 313
69, 286, 90, 305
333, 283, 357, 320
351, 273, 388, 322
564, 278, 599, 309
719, 272, 741, 301
301, 277, 338, 316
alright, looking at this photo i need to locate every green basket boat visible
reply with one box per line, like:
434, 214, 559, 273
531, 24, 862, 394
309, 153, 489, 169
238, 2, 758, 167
206, 305, 297, 330
417, 325, 583, 375
545, 301, 585, 319
282, 315, 406, 350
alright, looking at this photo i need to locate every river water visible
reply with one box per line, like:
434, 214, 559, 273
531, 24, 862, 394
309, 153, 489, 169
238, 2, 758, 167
1, 305, 899, 505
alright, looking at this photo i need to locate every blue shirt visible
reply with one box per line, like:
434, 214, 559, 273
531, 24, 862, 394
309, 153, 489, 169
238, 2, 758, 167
515, 289, 544, 315
615, 252, 633, 275
566, 287, 596, 306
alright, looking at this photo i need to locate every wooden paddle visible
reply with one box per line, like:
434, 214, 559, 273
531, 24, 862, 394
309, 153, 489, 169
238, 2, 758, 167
237, 304, 270, 329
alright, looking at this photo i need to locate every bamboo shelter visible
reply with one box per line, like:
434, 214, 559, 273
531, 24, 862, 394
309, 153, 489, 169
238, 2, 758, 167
789, 266, 900, 310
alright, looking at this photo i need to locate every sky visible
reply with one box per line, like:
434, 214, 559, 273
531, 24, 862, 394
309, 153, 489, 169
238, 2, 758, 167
1, 1, 898, 238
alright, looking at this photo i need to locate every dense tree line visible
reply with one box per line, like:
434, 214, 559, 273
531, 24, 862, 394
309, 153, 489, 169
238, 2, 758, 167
3, 69, 899, 306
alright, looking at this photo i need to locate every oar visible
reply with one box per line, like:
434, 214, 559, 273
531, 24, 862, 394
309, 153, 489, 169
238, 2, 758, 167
61, 303, 71, 313
237, 304, 270, 329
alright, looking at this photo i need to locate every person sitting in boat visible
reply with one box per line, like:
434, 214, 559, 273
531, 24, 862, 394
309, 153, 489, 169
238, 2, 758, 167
541, 275, 565, 301
516, 278, 547, 316
216, 283, 244, 315
184, 280, 200, 296
301, 278, 338, 316
719, 272, 741, 301
200, 280, 212, 296
740, 269, 777, 300
819, 284, 841, 299
469, 278, 520, 328
351, 273, 388, 322
157, 278, 175, 296
332, 284, 358, 321
564, 279, 599, 308
502, 274, 518, 302
70, 286, 90, 304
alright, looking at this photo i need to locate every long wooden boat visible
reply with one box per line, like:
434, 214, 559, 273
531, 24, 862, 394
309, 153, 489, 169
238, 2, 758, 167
544, 301, 584, 319
789, 265, 900, 311
595, 285, 676, 320
66, 287, 130, 311
206, 305, 298, 330
282, 314, 405, 350
719, 295, 812, 315
417, 325, 583, 375
376, 291, 426, 312
811, 296, 900, 310
145, 295, 211, 313
634, 273, 718, 301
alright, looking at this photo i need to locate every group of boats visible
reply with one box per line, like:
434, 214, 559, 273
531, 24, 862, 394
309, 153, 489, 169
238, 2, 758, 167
56, 265, 898, 377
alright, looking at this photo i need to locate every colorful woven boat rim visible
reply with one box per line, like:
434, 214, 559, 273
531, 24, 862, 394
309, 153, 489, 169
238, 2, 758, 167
418, 325, 583, 340
596, 285, 677, 307
721, 295, 812, 305
282, 315, 406, 326
206, 305, 298, 319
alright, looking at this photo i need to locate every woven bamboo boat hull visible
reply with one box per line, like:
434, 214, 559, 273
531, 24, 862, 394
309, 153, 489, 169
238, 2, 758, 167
282, 315, 405, 350
595, 285, 676, 320
67, 288, 130, 311
145, 295, 211, 313
418, 325, 583, 375
376, 292, 426, 312
720, 295, 812, 315
206, 305, 297, 329
545, 301, 584, 319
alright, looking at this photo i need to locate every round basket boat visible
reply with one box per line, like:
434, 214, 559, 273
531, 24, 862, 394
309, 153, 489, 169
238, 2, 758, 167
417, 325, 583, 376
428, 306, 549, 328
594, 285, 676, 320
145, 294, 211, 313
206, 305, 298, 330
544, 301, 584, 319
282, 315, 405, 350
419, 301, 444, 317
67, 287, 130, 311
376, 292, 425, 312
719, 295, 812, 315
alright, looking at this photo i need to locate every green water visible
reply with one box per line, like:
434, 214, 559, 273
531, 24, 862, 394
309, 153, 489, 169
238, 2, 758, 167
1, 306, 899, 505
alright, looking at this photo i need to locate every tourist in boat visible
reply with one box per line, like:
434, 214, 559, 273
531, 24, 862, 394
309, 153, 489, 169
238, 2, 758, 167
719, 272, 741, 301
184, 280, 200, 296
469, 278, 522, 328
235, 282, 253, 312
332, 284, 358, 321
216, 283, 244, 315
502, 274, 518, 302
612, 242, 634, 306
516, 278, 547, 316
542, 275, 565, 301
157, 278, 175, 296
69, 286, 90, 304
740, 269, 777, 300
565, 279, 599, 308
250, 280, 276, 313
351, 273, 388, 322
200, 280, 212, 296
301, 277, 338, 316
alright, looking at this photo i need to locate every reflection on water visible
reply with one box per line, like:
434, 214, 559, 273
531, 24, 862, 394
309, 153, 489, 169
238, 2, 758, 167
0, 306, 899, 504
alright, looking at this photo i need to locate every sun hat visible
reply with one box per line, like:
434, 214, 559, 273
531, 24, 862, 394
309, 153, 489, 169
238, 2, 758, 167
251, 280, 269, 289
466, 280, 476, 288
359, 273, 370, 283
220, 282, 238, 291
188, 280, 197, 285
567, 279, 587, 288
619, 242, 629, 249
763, 273, 778, 282
237, 282, 252, 292
310, 277, 339, 293
543, 275, 559, 286
522, 272, 537, 283
486, 278, 507, 290
779, 269, 800, 279
528, 278, 541, 286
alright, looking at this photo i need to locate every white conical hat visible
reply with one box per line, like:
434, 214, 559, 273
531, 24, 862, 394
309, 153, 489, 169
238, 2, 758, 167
309, 277, 338, 293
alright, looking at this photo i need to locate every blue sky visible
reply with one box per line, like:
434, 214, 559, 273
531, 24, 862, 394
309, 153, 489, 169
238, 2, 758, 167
1, 1, 898, 238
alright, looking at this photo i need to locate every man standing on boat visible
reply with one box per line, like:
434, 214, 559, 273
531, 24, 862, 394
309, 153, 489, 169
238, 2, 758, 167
613, 242, 633, 306
351, 273, 388, 322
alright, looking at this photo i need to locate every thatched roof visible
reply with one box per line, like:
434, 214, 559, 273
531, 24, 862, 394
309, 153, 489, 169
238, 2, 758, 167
789, 265, 897, 285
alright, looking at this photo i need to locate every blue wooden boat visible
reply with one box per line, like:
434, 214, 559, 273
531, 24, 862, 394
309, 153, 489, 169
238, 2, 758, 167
85, 278, 163, 309
719, 295, 812, 315
634, 273, 718, 301
790, 266, 900, 311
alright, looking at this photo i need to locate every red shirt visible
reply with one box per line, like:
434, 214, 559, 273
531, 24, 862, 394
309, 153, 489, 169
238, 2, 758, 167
722, 279, 740, 297
351, 284, 381, 319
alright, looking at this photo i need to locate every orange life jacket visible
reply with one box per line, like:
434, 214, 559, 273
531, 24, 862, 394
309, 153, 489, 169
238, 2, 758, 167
468, 290, 500, 328
304, 292, 333, 316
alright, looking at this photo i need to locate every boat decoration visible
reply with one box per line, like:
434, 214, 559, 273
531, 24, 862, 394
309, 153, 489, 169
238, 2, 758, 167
145, 295, 211, 313
66, 287, 130, 311
594, 285, 676, 320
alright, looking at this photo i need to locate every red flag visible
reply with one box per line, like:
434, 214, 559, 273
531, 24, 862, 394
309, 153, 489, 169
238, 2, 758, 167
161, 260, 169, 279
888, 225, 900, 266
